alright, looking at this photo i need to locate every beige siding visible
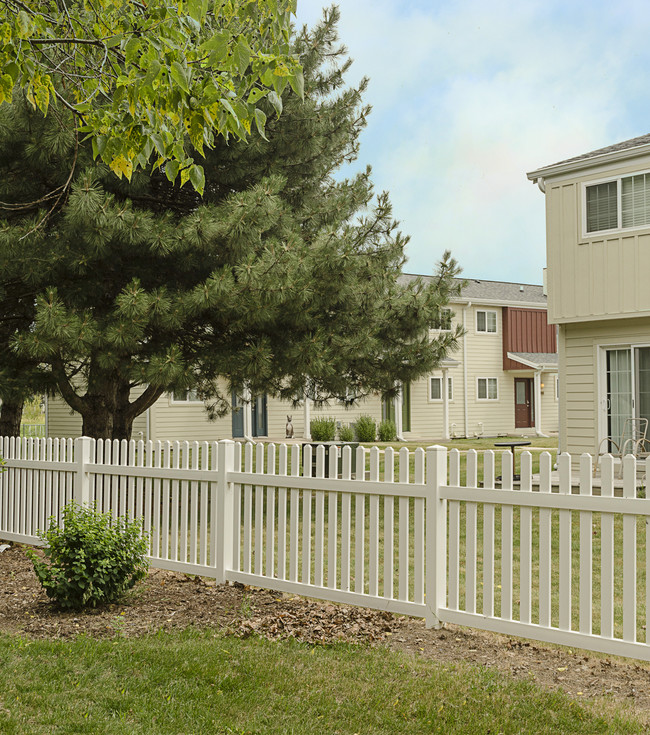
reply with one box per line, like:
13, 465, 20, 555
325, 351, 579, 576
561, 316, 650, 456
545, 154, 650, 324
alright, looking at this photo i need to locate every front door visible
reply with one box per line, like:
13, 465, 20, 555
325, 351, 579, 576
232, 391, 268, 438
514, 378, 534, 428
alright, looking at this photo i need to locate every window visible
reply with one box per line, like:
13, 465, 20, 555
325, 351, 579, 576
586, 172, 650, 233
477, 377, 498, 400
476, 310, 497, 333
432, 307, 452, 331
172, 389, 200, 402
430, 376, 453, 401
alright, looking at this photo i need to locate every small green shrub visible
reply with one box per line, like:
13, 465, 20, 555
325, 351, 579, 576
27, 502, 149, 610
377, 419, 397, 442
310, 417, 336, 442
338, 424, 356, 442
355, 415, 377, 442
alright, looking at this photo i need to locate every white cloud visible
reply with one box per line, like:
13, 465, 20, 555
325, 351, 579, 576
296, 1, 650, 282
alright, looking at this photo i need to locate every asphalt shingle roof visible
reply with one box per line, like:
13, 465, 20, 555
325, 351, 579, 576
399, 275, 546, 305
530, 133, 650, 176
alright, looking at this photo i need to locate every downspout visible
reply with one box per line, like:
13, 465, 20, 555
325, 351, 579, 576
394, 383, 404, 441
146, 406, 151, 442
303, 393, 311, 440
442, 367, 450, 440
44, 394, 49, 438
534, 369, 547, 437
243, 385, 253, 441
462, 302, 472, 438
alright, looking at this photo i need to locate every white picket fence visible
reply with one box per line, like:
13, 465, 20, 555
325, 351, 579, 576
1, 435, 650, 661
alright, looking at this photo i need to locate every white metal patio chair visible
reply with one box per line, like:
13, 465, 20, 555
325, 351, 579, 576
594, 417, 649, 477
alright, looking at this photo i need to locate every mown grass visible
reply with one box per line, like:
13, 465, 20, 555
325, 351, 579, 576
0, 630, 644, 734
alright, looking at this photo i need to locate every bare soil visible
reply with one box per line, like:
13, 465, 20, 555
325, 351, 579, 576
2, 542, 650, 724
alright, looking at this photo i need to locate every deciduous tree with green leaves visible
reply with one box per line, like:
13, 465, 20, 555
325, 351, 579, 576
3, 8, 462, 440
0, 0, 303, 193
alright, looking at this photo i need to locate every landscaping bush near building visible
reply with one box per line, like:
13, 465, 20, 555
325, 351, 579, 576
355, 415, 377, 442
338, 424, 356, 442
310, 417, 336, 442
378, 419, 397, 442
27, 502, 149, 610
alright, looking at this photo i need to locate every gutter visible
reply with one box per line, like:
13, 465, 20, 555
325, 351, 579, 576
526, 141, 650, 183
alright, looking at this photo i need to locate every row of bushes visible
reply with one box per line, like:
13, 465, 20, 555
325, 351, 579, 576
310, 416, 397, 443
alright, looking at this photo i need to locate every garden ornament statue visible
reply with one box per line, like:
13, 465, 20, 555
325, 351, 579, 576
285, 416, 294, 439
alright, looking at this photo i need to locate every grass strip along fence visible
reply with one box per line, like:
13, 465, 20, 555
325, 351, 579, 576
1, 435, 649, 661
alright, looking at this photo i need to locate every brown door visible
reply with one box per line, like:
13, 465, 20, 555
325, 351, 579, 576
514, 378, 534, 428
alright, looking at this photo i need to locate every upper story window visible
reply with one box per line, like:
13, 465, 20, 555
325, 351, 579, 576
476, 309, 497, 333
431, 307, 452, 331
586, 172, 650, 234
172, 389, 200, 402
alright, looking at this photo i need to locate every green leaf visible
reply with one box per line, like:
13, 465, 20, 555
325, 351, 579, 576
247, 87, 267, 105
189, 164, 205, 195
233, 38, 251, 74
289, 67, 304, 99
15, 10, 33, 38
170, 61, 190, 94
254, 108, 267, 140
198, 31, 229, 63
267, 91, 282, 117
165, 159, 180, 183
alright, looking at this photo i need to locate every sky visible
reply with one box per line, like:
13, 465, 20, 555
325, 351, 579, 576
293, 0, 650, 285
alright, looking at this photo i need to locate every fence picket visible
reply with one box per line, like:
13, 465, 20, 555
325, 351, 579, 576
465, 449, 478, 614
289, 445, 300, 582
519, 452, 533, 625
579, 454, 593, 636
448, 448, 460, 611
266, 444, 276, 578
500, 451, 513, 621
483, 450, 495, 618
558, 453, 572, 631
328, 446, 338, 589
623, 454, 637, 642
538, 452, 552, 628
384, 447, 395, 600
600, 454, 615, 639
255, 443, 264, 576
302, 444, 312, 585
398, 447, 410, 602
278, 444, 288, 581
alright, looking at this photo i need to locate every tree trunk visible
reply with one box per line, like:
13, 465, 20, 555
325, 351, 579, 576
80, 398, 114, 439
0, 398, 24, 437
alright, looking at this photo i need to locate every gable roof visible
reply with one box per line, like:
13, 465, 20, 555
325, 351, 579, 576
527, 133, 650, 181
399, 274, 547, 307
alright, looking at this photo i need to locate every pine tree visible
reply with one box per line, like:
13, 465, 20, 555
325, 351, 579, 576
2, 9, 462, 440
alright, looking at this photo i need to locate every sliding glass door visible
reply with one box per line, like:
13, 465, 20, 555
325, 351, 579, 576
604, 346, 650, 449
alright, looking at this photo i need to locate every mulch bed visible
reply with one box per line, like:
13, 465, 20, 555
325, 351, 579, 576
3, 541, 650, 723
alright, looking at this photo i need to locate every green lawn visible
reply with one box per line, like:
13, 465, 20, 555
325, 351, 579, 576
0, 630, 643, 734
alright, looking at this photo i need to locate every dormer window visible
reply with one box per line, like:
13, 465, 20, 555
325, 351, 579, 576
586, 173, 650, 233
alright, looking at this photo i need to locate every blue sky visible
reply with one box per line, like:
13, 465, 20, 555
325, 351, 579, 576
294, 0, 650, 285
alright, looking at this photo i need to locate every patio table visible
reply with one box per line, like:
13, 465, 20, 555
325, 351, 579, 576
494, 439, 531, 482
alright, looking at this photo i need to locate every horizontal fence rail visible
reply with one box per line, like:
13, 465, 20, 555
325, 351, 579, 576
1, 436, 650, 661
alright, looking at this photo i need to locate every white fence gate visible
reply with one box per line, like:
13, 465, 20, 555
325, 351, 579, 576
1, 435, 650, 661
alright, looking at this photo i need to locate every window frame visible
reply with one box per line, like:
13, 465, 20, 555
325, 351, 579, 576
476, 309, 498, 334
583, 169, 650, 238
431, 307, 453, 332
170, 389, 201, 403
429, 375, 453, 402
477, 377, 498, 401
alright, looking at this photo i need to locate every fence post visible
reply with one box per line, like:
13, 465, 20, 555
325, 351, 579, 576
215, 439, 236, 584
73, 436, 92, 506
425, 444, 447, 628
